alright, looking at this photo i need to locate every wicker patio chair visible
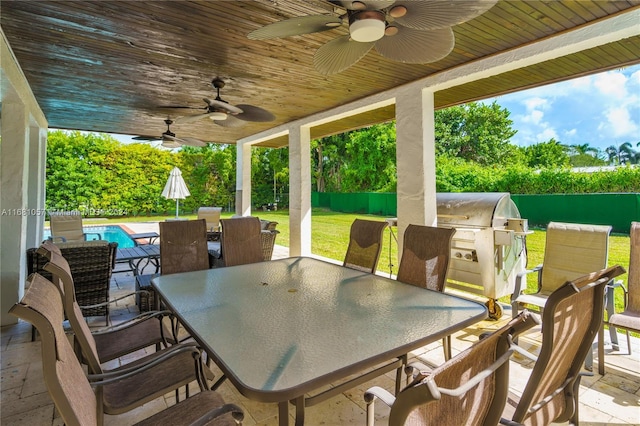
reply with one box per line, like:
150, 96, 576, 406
9, 273, 243, 426
500, 265, 625, 425
598, 221, 640, 375
37, 241, 178, 366
364, 310, 539, 426
160, 219, 210, 275
27, 240, 117, 320
220, 216, 263, 267
343, 219, 388, 273
397, 224, 456, 360
49, 210, 101, 242
260, 219, 280, 261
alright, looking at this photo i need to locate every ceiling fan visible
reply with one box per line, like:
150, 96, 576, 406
132, 118, 207, 148
169, 78, 276, 128
247, 0, 497, 75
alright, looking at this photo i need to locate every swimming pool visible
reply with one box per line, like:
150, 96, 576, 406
43, 225, 135, 248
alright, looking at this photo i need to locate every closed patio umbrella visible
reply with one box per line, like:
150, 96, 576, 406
161, 167, 190, 219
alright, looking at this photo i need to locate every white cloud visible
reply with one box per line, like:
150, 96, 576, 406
605, 106, 639, 137
564, 128, 577, 137
594, 71, 628, 99
569, 75, 592, 90
537, 127, 558, 142
522, 110, 544, 124
524, 97, 548, 111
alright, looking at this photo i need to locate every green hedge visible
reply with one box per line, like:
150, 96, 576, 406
312, 192, 639, 234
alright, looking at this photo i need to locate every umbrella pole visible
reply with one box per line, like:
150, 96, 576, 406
175, 199, 179, 219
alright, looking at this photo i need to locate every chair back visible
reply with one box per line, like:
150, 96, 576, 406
198, 207, 222, 232
397, 225, 455, 291
343, 219, 388, 273
628, 221, 640, 314
9, 273, 98, 425
36, 242, 105, 374
220, 216, 263, 267
540, 222, 611, 295
159, 219, 210, 275
512, 265, 625, 425
388, 311, 539, 425
27, 240, 117, 318
49, 211, 85, 242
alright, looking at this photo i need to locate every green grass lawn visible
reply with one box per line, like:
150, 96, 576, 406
92, 208, 631, 313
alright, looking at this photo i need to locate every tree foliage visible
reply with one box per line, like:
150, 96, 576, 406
45, 100, 640, 218
522, 138, 570, 168
435, 101, 519, 165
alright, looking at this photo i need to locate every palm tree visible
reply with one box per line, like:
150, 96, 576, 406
569, 143, 599, 156
606, 142, 636, 165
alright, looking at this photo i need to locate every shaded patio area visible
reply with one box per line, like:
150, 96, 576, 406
2, 223, 638, 425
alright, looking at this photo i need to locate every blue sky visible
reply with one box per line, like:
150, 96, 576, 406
485, 63, 640, 152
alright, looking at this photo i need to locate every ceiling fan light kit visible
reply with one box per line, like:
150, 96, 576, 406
349, 11, 385, 42
208, 112, 228, 120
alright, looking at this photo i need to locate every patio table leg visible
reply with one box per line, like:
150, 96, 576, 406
278, 401, 290, 426
294, 396, 305, 426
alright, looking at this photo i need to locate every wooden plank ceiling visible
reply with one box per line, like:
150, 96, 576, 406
1, 0, 639, 148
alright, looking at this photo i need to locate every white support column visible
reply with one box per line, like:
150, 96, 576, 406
0, 102, 30, 325
25, 126, 47, 246
395, 87, 438, 254
235, 141, 252, 216
288, 126, 312, 256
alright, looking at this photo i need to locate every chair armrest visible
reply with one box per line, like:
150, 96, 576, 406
364, 386, 396, 407
190, 402, 245, 426
605, 279, 627, 320
364, 386, 397, 426
87, 343, 201, 384
47, 236, 67, 243
404, 361, 432, 379
511, 265, 542, 302
79, 290, 156, 310
83, 232, 102, 240
90, 309, 175, 335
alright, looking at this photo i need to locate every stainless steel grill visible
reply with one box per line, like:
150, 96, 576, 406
436, 192, 529, 319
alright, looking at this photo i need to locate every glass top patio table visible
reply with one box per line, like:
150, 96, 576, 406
152, 256, 487, 425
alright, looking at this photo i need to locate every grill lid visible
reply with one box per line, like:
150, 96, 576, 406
436, 192, 521, 228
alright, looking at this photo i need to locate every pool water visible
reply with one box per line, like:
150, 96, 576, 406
43, 225, 135, 248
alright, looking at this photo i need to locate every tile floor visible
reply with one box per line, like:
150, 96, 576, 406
2, 223, 639, 425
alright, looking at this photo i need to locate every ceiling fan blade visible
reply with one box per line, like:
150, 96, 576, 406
179, 137, 207, 147
132, 135, 161, 141
157, 105, 200, 110
161, 135, 182, 148
177, 113, 209, 124
391, 0, 498, 30
375, 26, 454, 64
212, 114, 247, 128
333, 1, 395, 10
248, 15, 343, 40
234, 104, 276, 122
204, 98, 244, 115
314, 35, 375, 75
